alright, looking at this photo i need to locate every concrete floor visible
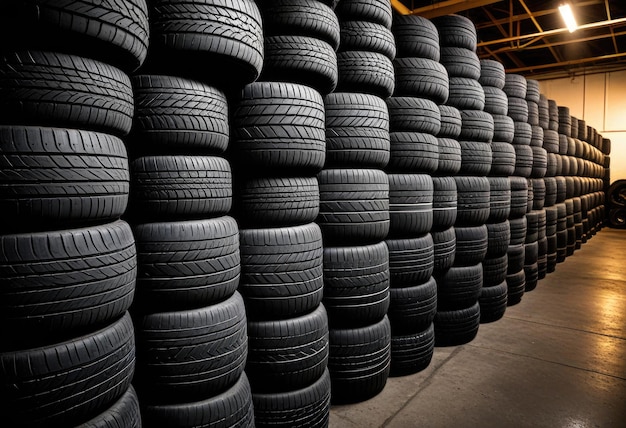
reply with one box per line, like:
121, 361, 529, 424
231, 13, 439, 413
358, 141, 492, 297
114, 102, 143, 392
330, 228, 626, 428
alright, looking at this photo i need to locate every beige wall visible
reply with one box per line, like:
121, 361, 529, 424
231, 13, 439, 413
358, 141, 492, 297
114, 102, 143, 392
538, 70, 626, 182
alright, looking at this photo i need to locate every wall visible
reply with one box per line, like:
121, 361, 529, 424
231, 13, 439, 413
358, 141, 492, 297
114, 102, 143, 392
538, 70, 626, 182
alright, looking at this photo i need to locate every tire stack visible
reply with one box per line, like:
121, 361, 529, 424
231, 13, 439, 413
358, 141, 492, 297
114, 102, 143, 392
320, 0, 395, 404
539, 94, 559, 275
0, 1, 148, 426
478, 59, 512, 323
503, 74, 531, 306
234, 0, 338, 424
129, 1, 265, 426
524, 79, 546, 292
557, 106, 578, 260
433, 14, 486, 346
385, 14, 442, 376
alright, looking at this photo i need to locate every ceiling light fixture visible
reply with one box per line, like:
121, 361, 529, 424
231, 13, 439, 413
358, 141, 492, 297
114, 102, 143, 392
559, 3, 578, 33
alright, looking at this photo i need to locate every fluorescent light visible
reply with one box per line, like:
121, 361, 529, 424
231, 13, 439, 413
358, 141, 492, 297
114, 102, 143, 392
559, 3, 578, 33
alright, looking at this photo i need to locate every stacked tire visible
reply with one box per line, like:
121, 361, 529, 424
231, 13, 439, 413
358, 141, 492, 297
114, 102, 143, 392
320, 0, 395, 403
129, 1, 265, 426
235, 1, 338, 423
0, 1, 149, 425
433, 14, 485, 346
503, 74, 531, 306
385, 13, 442, 375
478, 59, 512, 323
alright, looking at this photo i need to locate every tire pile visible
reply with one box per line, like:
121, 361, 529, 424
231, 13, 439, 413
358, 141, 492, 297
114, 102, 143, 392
321, 0, 395, 403
0, 1, 148, 426
0, 1, 615, 426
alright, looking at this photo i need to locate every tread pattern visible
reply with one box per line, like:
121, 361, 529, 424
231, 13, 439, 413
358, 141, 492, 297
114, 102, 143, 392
393, 57, 449, 104
386, 234, 435, 286
388, 132, 439, 174
0, 126, 129, 230
388, 278, 437, 332
392, 15, 440, 61
340, 21, 396, 60
388, 174, 434, 236
337, 51, 395, 99
0, 51, 134, 136
386, 97, 441, 135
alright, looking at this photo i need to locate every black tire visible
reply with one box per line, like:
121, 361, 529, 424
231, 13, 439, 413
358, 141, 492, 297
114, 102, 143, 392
386, 234, 435, 287
232, 81, 325, 172
437, 137, 462, 175
432, 227, 457, 273
438, 105, 462, 139
253, 370, 331, 428
433, 176, 458, 230
490, 142, 516, 177
340, 21, 396, 59
503, 74, 527, 99
0, 51, 133, 136
1, 313, 135, 427
459, 110, 495, 142
482, 254, 508, 287
337, 50, 395, 98
1, 1, 149, 71
78, 385, 141, 428
479, 280, 507, 323
508, 97, 529, 123
531, 146, 548, 178
134, 293, 247, 402
543, 129, 560, 154
544, 178, 558, 208
479, 59, 505, 89
145, 0, 264, 87
512, 121, 532, 145
0, 126, 129, 231
390, 323, 435, 376
261, 0, 340, 50
488, 173, 511, 223
530, 125, 544, 147
526, 79, 540, 103
539, 94, 550, 129
507, 243, 525, 274
130, 75, 229, 154
0, 221, 135, 349
506, 269, 525, 306
318, 168, 390, 244
527, 101, 539, 126
388, 174, 434, 236
434, 301, 481, 346
555, 177, 567, 203
608, 180, 626, 207
447, 77, 485, 110
483, 86, 509, 116
129, 155, 232, 220
453, 225, 488, 266
558, 106, 572, 136
335, 0, 392, 28
439, 47, 481, 79
486, 220, 511, 257
432, 14, 477, 51
133, 216, 240, 311
513, 144, 533, 178
386, 97, 441, 134
459, 141, 492, 176
324, 92, 390, 168
329, 316, 391, 404
239, 223, 324, 319
246, 304, 329, 393
455, 176, 490, 226
143, 373, 255, 428
236, 176, 319, 227
262, 35, 338, 95
388, 132, 439, 174
509, 177, 529, 219
524, 262, 539, 292
323, 243, 390, 328
524, 241, 539, 266
509, 216, 527, 246
393, 57, 449, 104
609, 208, 626, 229
392, 15, 440, 61
388, 277, 437, 333
532, 178, 547, 210
492, 114, 515, 143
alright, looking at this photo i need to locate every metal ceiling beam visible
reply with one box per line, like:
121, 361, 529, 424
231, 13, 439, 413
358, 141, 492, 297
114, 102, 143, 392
390, 0, 411, 15
481, 29, 626, 55
506, 52, 626, 73
605, 0, 620, 54
481, 6, 525, 67
517, 0, 563, 63
477, 17, 626, 47
475, 0, 603, 29
400, 0, 502, 18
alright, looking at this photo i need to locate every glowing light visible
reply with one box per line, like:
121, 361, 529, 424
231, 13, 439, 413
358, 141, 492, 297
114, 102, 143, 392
559, 3, 578, 33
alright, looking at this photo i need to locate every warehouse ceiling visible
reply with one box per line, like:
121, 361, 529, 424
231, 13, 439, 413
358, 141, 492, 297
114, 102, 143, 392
392, 0, 626, 79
